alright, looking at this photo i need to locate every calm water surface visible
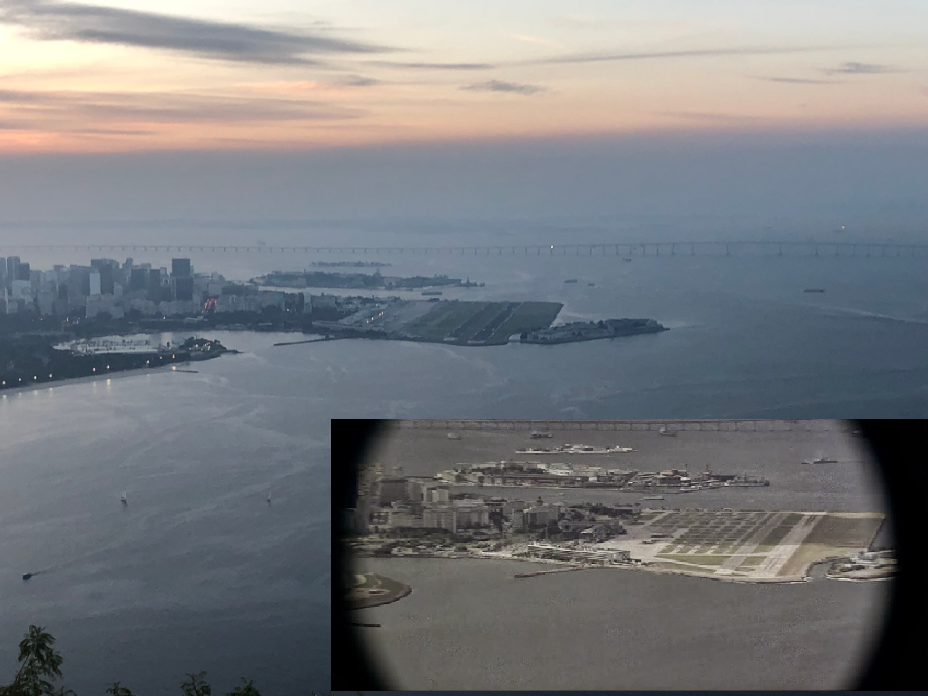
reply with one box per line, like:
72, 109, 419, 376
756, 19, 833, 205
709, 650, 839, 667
0, 244, 922, 693
355, 557, 888, 690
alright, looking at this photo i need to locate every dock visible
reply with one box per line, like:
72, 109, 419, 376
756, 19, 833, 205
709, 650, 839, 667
514, 565, 592, 579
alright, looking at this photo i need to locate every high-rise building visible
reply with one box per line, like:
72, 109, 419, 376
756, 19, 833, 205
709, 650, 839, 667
174, 276, 194, 301
16, 262, 30, 281
98, 265, 114, 294
89, 271, 101, 296
0, 257, 6, 286
68, 266, 91, 299
90, 259, 116, 294
172, 258, 192, 278
147, 268, 161, 299
129, 267, 149, 292
6, 256, 20, 281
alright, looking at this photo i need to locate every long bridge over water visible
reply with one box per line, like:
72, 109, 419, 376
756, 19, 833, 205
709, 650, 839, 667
396, 419, 853, 432
0, 241, 925, 258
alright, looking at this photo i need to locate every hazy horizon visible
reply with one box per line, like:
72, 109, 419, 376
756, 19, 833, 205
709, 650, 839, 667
0, 127, 926, 232
1, 2, 926, 233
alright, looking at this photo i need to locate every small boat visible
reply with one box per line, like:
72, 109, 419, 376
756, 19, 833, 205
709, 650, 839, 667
564, 279, 578, 283
529, 431, 553, 439
658, 427, 677, 437
802, 456, 838, 464
623, 257, 632, 262
803, 288, 825, 293
447, 432, 462, 440
641, 495, 664, 501
120, 492, 128, 506
588, 283, 595, 287
267, 493, 272, 504
22, 573, 33, 581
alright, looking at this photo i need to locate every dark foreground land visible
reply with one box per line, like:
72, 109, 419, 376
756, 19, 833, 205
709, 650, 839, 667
0, 336, 234, 391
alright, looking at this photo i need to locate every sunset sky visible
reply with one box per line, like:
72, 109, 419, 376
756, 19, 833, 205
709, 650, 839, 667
1, 0, 926, 153
0, 1, 926, 227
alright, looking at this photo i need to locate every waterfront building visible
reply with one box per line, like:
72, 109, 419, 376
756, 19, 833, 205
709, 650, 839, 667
524, 505, 557, 528
422, 504, 456, 531
579, 525, 612, 543
378, 477, 409, 506
526, 543, 631, 565
422, 484, 450, 503
387, 505, 423, 529
452, 500, 491, 529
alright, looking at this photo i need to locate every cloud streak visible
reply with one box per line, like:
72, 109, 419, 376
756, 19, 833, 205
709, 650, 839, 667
366, 61, 495, 71
520, 44, 870, 67
824, 61, 897, 75
0, 0, 392, 65
0, 87, 366, 125
461, 80, 545, 95
758, 76, 839, 84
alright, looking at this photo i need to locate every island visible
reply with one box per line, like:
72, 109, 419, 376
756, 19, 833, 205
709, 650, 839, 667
309, 261, 391, 268
312, 299, 668, 346
522, 318, 667, 344
256, 269, 484, 290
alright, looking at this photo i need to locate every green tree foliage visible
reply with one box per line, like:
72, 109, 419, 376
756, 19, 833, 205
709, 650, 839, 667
0, 625, 68, 696
1, 629, 274, 696
180, 673, 211, 696
226, 679, 261, 696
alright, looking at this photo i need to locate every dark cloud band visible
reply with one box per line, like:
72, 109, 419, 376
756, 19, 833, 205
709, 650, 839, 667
0, 0, 391, 65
